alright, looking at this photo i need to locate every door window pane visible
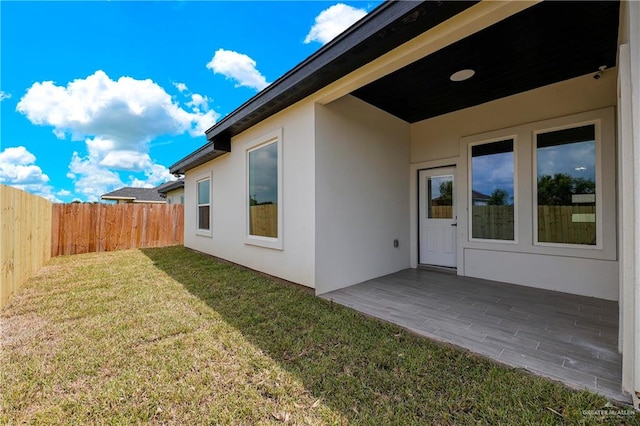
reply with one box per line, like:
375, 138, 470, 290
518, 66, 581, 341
249, 142, 278, 238
427, 176, 453, 219
471, 140, 514, 240
536, 125, 596, 245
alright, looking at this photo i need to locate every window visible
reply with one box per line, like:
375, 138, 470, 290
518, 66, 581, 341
470, 139, 515, 241
535, 124, 596, 245
427, 175, 453, 219
197, 178, 210, 232
248, 142, 278, 238
246, 129, 282, 249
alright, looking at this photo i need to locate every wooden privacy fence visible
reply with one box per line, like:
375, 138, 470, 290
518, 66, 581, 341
470, 205, 595, 243
1, 185, 52, 308
52, 203, 184, 256
471, 206, 515, 240
249, 204, 278, 238
537, 205, 596, 245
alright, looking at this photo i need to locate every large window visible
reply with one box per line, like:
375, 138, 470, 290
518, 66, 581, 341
247, 131, 282, 248
535, 125, 596, 245
470, 139, 515, 241
197, 178, 210, 232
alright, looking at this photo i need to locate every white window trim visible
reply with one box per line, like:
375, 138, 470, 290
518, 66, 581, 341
467, 135, 519, 244
532, 119, 602, 250
459, 107, 615, 261
245, 128, 283, 250
196, 173, 212, 237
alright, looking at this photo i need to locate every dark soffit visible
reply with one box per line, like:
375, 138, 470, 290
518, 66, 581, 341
352, 1, 621, 123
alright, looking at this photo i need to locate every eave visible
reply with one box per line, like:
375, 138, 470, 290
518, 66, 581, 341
169, 0, 477, 175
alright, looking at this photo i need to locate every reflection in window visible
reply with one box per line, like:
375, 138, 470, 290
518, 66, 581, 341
197, 179, 210, 231
248, 142, 278, 238
536, 125, 596, 245
471, 140, 514, 240
427, 175, 453, 219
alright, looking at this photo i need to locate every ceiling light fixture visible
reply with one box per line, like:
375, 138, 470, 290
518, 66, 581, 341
450, 69, 475, 82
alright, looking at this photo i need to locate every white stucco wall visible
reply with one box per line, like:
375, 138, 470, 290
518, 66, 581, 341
165, 188, 184, 204
410, 73, 619, 300
617, 0, 640, 407
314, 95, 410, 294
184, 100, 316, 288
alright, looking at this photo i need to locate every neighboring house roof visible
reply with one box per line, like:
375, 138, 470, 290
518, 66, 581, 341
157, 179, 184, 195
170, 1, 619, 175
472, 190, 489, 201
101, 187, 166, 203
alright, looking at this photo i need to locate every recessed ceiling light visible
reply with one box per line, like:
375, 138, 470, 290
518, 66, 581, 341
450, 69, 475, 82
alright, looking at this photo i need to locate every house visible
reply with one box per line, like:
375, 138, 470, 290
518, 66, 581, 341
170, 1, 639, 406
101, 186, 168, 204
471, 190, 490, 207
157, 179, 185, 205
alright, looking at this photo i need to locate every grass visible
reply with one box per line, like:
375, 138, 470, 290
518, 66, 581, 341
1, 246, 638, 425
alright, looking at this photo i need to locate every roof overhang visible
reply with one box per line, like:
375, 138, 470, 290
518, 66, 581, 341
171, 0, 620, 175
351, 1, 620, 122
170, 135, 231, 175
170, 0, 478, 175
157, 179, 185, 194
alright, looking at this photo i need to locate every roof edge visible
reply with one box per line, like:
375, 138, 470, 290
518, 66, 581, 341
203, 1, 399, 138
169, 143, 229, 175
174, 0, 477, 174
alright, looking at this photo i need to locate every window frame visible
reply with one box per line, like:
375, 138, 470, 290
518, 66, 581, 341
467, 135, 518, 244
245, 128, 283, 250
196, 174, 212, 237
532, 120, 602, 249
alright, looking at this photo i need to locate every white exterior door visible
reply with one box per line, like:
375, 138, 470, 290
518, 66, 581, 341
419, 168, 457, 267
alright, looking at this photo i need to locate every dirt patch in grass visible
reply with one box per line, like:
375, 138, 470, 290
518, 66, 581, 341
1, 247, 638, 425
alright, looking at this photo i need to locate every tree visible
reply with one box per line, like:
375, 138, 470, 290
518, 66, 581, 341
573, 177, 595, 194
487, 188, 509, 206
537, 173, 595, 206
438, 180, 453, 206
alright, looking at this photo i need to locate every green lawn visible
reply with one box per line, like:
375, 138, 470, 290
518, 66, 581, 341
1, 246, 637, 425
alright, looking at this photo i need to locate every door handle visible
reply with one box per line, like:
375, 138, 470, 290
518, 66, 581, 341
451, 223, 457, 227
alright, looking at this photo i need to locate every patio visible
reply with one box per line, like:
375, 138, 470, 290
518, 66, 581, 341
321, 268, 628, 403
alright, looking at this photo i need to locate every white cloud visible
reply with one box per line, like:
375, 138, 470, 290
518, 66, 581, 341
0, 146, 61, 202
304, 3, 367, 45
67, 150, 126, 201
0, 91, 11, 102
57, 189, 71, 197
16, 70, 218, 201
173, 82, 188, 93
206, 48, 269, 91
17, 70, 218, 147
129, 164, 176, 188
67, 143, 176, 201
187, 93, 209, 112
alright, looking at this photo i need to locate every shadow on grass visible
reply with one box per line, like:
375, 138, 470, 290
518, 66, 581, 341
141, 246, 614, 424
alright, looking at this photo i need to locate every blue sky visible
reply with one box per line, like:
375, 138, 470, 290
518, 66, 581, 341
0, 1, 381, 202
